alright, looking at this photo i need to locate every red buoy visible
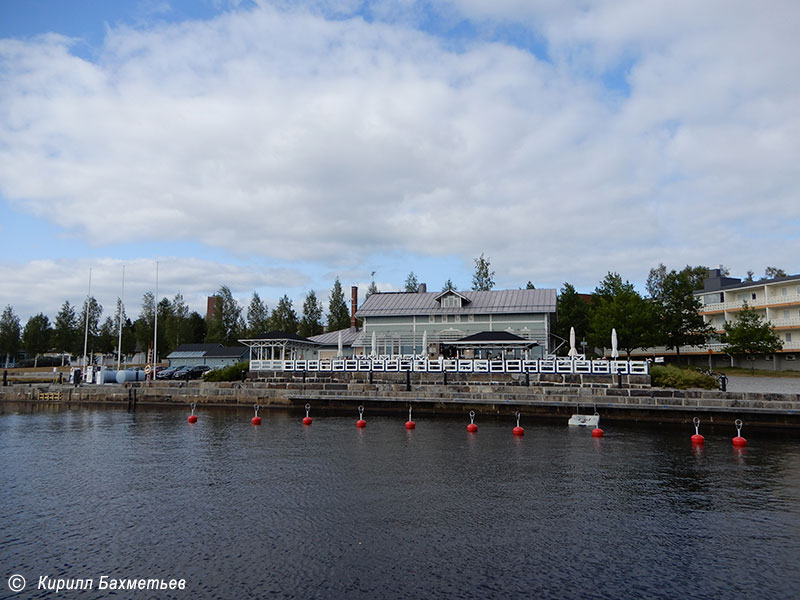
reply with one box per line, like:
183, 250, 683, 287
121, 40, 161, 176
732, 419, 746, 446
303, 403, 312, 425
356, 406, 366, 428
512, 411, 524, 435
691, 434, 704, 444
357, 419, 367, 428
467, 410, 478, 432
188, 402, 197, 423
592, 428, 604, 437
405, 406, 415, 429
252, 416, 262, 425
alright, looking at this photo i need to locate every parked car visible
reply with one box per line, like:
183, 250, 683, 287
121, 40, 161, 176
171, 366, 192, 379
186, 365, 211, 379
156, 366, 180, 379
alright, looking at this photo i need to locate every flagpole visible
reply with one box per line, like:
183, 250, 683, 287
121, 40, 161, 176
117, 265, 125, 371
82, 268, 92, 370
153, 261, 159, 379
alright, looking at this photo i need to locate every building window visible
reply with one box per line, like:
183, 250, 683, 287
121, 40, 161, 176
468, 314, 474, 322
441, 295, 462, 308
782, 287, 788, 296
454, 315, 461, 322
784, 310, 790, 319
787, 333, 793, 342
429, 315, 434, 323
751, 292, 757, 300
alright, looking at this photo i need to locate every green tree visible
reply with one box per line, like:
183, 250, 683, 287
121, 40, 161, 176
22, 313, 52, 366
160, 294, 190, 352
53, 301, 80, 357
441, 279, 457, 292
525, 281, 535, 289
134, 292, 155, 352
743, 270, 755, 283
646, 263, 668, 301
0, 305, 22, 367
472, 253, 495, 291
365, 280, 379, 299
246, 292, 270, 336
270, 295, 299, 334
553, 283, 590, 355
298, 290, 323, 337
723, 303, 782, 365
78, 296, 103, 360
187, 311, 207, 344
328, 278, 350, 331
764, 266, 787, 279
206, 285, 244, 345
404, 271, 419, 293
97, 316, 117, 355
588, 273, 654, 357
657, 270, 713, 361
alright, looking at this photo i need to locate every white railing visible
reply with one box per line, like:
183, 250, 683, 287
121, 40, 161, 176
769, 318, 800, 328
251, 357, 649, 375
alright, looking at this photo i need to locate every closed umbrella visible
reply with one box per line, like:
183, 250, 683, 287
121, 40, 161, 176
371, 331, 377, 356
421, 330, 428, 358
611, 328, 619, 359
568, 326, 579, 357
337, 330, 343, 358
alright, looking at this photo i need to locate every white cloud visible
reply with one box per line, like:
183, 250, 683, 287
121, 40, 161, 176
0, 0, 799, 297
0, 257, 308, 322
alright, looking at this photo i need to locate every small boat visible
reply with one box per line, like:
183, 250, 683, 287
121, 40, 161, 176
568, 413, 600, 427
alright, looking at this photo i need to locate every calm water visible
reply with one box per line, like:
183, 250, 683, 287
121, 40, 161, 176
1, 407, 799, 600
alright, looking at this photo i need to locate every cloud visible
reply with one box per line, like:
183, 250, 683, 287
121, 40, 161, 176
0, 0, 798, 295
0, 257, 309, 322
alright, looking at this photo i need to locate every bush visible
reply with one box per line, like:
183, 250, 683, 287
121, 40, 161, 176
650, 365, 719, 390
203, 361, 249, 382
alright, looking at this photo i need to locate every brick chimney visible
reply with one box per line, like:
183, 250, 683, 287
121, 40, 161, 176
418, 282, 427, 293
350, 286, 358, 331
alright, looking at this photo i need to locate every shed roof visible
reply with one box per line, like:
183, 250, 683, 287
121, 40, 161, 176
308, 328, 361, 347
355, 289, 556, 318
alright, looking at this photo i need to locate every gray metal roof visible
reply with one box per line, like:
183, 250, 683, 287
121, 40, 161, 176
308, 328, 361, 347
355, 289, 557, 318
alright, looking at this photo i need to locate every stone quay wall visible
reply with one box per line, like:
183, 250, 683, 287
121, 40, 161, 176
2, 370, 799, 429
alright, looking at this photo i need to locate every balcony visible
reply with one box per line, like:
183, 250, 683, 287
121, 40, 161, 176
700, 293, 800, 314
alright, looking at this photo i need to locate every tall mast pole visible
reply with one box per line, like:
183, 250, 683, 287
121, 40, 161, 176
153, 261, 159, 377
82, 268, 92, 370
117, 264, 125, 371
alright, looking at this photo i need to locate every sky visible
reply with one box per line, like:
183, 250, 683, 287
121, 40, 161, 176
1, 0, 798, 323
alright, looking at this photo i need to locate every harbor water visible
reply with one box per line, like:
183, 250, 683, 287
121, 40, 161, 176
2, 406, 799, 599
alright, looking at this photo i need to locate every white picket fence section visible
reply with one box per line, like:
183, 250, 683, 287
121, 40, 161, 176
250, 358, 649, 375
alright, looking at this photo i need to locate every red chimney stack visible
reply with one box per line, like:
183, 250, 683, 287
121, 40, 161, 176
350, 286, 358, 331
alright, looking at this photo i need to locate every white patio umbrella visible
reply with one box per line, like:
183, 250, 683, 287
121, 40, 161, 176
371, 330, 377, 356
421, 330, 428, 358
611, 328, 619, 359
568, 326, 579, 357
337, 330, 343, 357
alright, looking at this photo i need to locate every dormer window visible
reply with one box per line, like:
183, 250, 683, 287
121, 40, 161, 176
441, 295, 462, 308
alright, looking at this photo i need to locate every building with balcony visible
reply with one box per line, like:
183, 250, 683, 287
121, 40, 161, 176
695, 268, 800, 369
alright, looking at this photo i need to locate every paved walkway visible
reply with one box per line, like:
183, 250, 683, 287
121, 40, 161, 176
726, 376, 800, 394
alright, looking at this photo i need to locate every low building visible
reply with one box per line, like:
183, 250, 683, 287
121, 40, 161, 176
353, 286, 556, 358
166, 343, 249, 368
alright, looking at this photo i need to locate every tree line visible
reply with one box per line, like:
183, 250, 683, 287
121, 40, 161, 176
0, 277, 356, 366
0, 261, 787, 367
